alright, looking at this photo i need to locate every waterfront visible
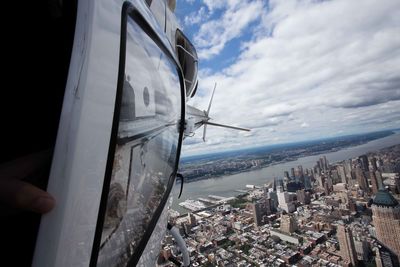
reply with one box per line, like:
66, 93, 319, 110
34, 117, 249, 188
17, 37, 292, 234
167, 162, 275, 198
172, 132, 400, 214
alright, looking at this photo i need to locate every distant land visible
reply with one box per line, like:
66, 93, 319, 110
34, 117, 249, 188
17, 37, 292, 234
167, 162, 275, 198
179, 130, 396, 183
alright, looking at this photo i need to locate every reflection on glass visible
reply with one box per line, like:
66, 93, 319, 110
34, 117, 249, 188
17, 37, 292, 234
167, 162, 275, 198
97, 15, 181, 267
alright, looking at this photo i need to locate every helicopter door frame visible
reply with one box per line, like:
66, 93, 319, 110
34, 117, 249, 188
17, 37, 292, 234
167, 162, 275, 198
33, 0, 186, 266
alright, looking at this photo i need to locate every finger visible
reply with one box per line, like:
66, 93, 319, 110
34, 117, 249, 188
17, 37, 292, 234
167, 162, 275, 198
0, 179, 55, 214
0, 150, 52, 180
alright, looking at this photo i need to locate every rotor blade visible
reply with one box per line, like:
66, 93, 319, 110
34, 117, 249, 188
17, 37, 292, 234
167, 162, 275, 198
204, 121, 250, 132
202, 124, 208, 142
206, 82, 217, 116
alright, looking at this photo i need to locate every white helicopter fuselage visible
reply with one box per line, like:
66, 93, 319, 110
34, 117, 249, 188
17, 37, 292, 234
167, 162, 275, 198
33, 0, 192, 266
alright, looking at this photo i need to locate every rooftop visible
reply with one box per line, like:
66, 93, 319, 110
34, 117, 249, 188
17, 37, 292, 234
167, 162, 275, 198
373, 190, 399, 207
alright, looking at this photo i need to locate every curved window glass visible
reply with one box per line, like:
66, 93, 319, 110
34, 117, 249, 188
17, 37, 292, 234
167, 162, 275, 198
176, 29, 198, 98
92, 3, 184, 267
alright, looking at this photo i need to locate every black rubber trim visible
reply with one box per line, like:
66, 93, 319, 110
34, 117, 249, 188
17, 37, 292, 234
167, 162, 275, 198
89, 1, 186, 266
176, 173, 184, 199
190, 80, 198, 98
88, 2, 130, 267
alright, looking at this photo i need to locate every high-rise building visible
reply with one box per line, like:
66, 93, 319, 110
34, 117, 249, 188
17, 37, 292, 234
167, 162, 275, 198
296, 165, 304, 180
377, 158, 384, 171
319, 157, 325, 172
297, 189, 311, 205
344, 160, 353, 183
354, 235, 369, 262
284, 171, 290, 179
375, 170, 384, 190
375, 242, 400, 267
349, 198, 358, 213
277, 187, 295, 213
323, 176, 333, 195
188, 213, 196, 227
267, 188, 278, 211
370, 157, 378, 171
395, 176, 400, 195
331, 169, 341, 184
370, 170, 380, 194
337, 165, 347, 184
316, 174, 325, 189
323, 156, 329, 171
355, 166, 369, 192
372, 190, 400, 260
337, 224, 358, 266
304, 176, 312, 190
315, 165, 322, 176
290, 168, 295, 178
251, 198, 272, 226
324, 181, 331, 196
276, 178, 284, 188
280, 214, 298, 233
359, 155, 369, 172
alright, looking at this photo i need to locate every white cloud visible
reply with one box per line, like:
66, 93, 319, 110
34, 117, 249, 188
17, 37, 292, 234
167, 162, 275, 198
300, 122, 309, 128
202, 0, 228, 12
180, 0, 400, 155
184, 6, 208, 26
194, 0, 265, 59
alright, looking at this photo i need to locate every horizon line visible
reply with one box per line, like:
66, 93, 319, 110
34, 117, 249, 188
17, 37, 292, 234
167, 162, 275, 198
181, 128, 400, 159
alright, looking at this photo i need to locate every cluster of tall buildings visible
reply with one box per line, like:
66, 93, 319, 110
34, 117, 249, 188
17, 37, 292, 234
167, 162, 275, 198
259, 147, 400, 266
162, 145, 400, 266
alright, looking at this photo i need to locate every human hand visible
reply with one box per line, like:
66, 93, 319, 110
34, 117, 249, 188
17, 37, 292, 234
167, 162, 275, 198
0, 150, 55, 214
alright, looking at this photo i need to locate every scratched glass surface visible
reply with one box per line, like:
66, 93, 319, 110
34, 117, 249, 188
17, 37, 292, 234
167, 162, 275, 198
97, 16, 181, 267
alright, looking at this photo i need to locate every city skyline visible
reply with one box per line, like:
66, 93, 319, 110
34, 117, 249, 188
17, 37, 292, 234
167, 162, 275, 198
181, 128, 399, 157
175, 0, 400, 156
161, 139, 400, 266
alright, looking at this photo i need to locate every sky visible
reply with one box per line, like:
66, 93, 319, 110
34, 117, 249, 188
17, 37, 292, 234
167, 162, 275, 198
174, 0, 400, 156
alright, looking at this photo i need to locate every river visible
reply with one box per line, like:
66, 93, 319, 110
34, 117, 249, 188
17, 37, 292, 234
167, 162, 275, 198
171, 132, 400, 214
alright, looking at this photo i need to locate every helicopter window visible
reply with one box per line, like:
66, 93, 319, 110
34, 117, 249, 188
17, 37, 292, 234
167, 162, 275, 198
175, 29, 198, 98
91, 3, 184, 267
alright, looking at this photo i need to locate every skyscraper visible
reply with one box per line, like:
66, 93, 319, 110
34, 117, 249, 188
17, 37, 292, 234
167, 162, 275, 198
188, 213, 196, 227
359, 155, 369, 172
337, 165, 347, 184
355, 166, 369, 192
280, 214, 298, 233
372, 190, 400, 261
354, 235, 369, 262
304, 175, 312, 190
370, 157, 378, 171
370, 170, 380, 194
277, 186, 295, 213
251, 199, 271, 227
337, 224, 358, 266
323, 155, 329, 170
290, 167, 295, 178
375, 170, 384, 190
297, 189, 311, 205
284, 171, 290, 179
375, 242, 400, 267
319, 157, 325, 172
395, 175, 400, 195
267, 188, 278, 211
344, 160, 353, 183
